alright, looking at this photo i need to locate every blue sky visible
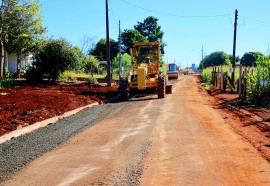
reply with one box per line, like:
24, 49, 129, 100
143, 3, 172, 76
40, 0, 270, 68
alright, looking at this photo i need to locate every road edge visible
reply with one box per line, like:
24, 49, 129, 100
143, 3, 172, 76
0, 102, 100, 144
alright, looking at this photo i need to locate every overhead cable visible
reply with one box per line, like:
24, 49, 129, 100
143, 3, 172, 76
120, 0, 233, 18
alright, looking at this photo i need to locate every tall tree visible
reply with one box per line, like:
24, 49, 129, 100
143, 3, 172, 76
121, 29, 147, 53
240, 52, 264, 67
202, 51, 231, 68
0, 0, 45, 78
0, 0, 17, 78
90, 38, 118, 61
134, 16, 164, 43
80, 34, 95, 57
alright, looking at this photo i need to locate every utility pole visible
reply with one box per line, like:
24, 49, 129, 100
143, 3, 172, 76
106, 0, 111, 86
232, 9, 238, 85
118, 20, 122, 79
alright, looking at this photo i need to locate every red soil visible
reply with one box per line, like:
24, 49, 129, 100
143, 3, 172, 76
0, 82, 118, 136
205, 86, 270, 162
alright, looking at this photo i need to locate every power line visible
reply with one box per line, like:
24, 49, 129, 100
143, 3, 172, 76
109, 0, 118, 25
120, 0, 233, 18
240, 16, 270, 27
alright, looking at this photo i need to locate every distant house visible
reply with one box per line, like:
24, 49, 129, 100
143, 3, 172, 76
5, 53, 33, 73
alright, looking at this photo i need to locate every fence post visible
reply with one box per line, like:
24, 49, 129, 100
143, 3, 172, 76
215, 67, 218, 87
223, 72, 227, 92
243, 67, 247, 100
212, 68, 214, 86
238, 64, 242, 98
220, 66, 223, 91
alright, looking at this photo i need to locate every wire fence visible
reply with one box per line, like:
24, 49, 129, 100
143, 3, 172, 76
203, 61, 270, 106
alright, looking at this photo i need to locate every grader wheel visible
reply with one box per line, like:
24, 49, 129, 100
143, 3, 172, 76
157, 76, 166, 98
118, 78, 129, 100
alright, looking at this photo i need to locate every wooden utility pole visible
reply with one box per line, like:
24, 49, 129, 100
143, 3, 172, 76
106, 0, 111, 86
118, 20, 122, 79
232, 9, 238, 86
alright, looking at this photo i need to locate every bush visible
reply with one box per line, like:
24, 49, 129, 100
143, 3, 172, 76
28, 39, 78, 82
247, 57, 270, 105
201, 68, 212, 86
25, 66, 43, 82
86, 76, 97, 84
0, 72, 17, 88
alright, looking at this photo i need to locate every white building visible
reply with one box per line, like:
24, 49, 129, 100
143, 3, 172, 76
5, 53, 33, 73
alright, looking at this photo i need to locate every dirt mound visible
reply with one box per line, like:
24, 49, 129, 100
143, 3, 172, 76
0, 82, 118, 136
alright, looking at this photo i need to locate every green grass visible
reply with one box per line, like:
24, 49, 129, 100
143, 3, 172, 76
93, 74, 106, 79
62, 71, 90, 79
203, 83, 212, 90
59, 71, 106, 82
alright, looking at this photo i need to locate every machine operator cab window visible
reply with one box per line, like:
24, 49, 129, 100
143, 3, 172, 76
137, 45, 158, 64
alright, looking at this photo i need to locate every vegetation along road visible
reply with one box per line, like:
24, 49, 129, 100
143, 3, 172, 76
1, 75, 270, 185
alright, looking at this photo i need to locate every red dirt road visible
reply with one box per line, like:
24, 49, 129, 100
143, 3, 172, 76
3, 75, 270, 185
0, 82, 118, 136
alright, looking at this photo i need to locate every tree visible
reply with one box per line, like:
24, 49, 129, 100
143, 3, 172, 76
0, 0, 45, 78
134, 16, 164, 43
229, 55, 240, 65
80, 34, 95, 57
27, 39, 78, 82
66, 46, 86, 72
202, 51, 231, 68
121, 29, 147, 53
240, 52, 264, 67
83, 55, 99, 76
90, 38, 118, 61
112, 53, 131, 76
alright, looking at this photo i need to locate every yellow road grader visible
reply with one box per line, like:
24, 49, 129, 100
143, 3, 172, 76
118, 42, 172, 99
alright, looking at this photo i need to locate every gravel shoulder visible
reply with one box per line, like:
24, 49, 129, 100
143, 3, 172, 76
0, 102, 130, 183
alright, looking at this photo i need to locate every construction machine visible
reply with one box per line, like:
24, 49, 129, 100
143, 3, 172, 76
167, 63, 179, 79
118, 42, 172, 99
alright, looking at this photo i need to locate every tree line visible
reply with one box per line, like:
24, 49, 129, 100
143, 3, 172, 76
199, 51, 267, 69
2, 0, 265, 83
0, 0, 165, 83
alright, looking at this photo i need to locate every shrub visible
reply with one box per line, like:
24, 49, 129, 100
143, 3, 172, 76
201, 67, 212, 86
0, 72, 17, 88
25, 66, 43, 82
247, 57, 270, 105
28, 39, 78, 82
86, 76, 97, 84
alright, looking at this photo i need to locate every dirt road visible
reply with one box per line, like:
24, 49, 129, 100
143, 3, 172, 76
3, 75, 270, 185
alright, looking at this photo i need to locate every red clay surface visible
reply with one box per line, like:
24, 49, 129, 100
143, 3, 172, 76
0, 82, 118, 136
3, 75, 270, 185
0, 78, 269, 163
205, 85, 270, 162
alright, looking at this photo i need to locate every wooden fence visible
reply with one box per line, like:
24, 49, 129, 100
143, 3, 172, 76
211, 65, 269, 101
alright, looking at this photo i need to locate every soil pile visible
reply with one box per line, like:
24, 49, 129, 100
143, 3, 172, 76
0, 82, 118, 136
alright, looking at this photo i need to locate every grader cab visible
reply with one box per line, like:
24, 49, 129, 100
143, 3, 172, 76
118, 42, 172, 99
